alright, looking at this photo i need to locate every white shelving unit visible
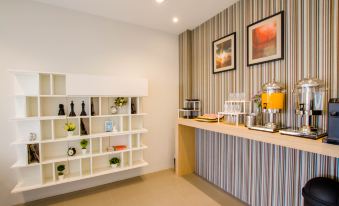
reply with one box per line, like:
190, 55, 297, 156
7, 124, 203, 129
10, 70, 149, 193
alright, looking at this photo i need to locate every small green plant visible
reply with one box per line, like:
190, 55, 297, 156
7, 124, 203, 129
80, 139, 88, 149
252, 92, 262, 113
57, 165, 65, 176
114, 97, 128, 107
109, 157, 120, 166
64, 122, 76, 131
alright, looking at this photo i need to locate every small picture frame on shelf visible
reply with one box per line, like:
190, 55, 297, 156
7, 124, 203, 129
105, 121, 113, 132
27, 144, 40, 164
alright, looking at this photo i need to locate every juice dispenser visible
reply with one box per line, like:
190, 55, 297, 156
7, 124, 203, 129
249, 81, 285, 132
279, 78, 327, 139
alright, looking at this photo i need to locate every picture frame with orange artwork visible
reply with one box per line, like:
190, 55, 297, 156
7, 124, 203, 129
212, 32, 236, 73
247, 11, 284, 66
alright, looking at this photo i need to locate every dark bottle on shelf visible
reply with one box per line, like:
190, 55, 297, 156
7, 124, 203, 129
69, 101, 76, 117
80, 101, 87, 116
58, 104, 65, 116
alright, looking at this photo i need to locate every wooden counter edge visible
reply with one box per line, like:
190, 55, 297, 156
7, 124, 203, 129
176, 118, 339, 159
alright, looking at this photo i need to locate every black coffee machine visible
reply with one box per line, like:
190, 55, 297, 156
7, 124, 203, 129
323, 98, 339, 144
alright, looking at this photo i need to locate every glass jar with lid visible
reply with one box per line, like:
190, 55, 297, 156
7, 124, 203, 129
294, 78, 326, 114
261, 81, 285, 113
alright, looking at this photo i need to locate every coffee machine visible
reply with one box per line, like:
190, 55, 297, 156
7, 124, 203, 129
323, 99, 339, 144
279, 78, 327, 139
249, 81, 285, 132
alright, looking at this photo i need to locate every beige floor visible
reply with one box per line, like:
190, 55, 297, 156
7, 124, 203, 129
20, 170, 246, 206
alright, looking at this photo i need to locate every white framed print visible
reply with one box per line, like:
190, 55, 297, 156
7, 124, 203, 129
105, 121, 113, 132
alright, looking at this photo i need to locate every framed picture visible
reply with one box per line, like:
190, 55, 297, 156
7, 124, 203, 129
105, 121, 113, 132
212, 32, 236, 73
27, 144, 40, 164
247, 11, 284, 66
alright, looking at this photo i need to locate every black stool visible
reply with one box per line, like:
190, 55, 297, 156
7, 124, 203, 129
302, 177, 339, 206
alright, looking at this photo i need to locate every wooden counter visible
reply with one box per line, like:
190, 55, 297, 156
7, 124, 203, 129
175, 118, 339, 176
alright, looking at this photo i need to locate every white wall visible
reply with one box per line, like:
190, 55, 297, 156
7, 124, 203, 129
0, 0, 178, 205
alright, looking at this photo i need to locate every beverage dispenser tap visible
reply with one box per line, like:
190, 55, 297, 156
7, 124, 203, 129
280, 78, 327, 139
249, 81, 285, 132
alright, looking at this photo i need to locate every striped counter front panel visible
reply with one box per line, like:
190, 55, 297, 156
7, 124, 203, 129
195, 129, 339, 206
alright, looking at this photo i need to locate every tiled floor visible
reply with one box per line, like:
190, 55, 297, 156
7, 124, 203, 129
20, 170, 246, 206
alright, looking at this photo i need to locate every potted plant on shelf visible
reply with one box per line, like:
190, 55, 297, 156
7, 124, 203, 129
114, 97, 128, 113
64, 122, 76, 136
57, 165, 65, 180
252, 92, 263, 125
80, 139, 88, 154
109, 157, 120, 168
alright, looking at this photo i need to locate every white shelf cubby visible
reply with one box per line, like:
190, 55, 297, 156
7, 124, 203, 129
53, 118, 80, 139
54, 160, 81, 182
51, 74, 66, 95
13, 72, 39, 96
91, 116, 121, 134
16, 166, 42, 188
39, 74, 51, 95
131, 115, 144, 130
92, 153, 122, 175
81, 158, 91, 177
15, 96, 39, 118
41, 163, 54, 184
40, 97, 67, 117
40, 120, 53, 141
131, 134, 141, 149
90, 97, 100, 116
15, 120, 41, 142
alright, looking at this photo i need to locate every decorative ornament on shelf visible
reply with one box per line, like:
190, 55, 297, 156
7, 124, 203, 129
252, 93, 262, 113
109, 157, 120, 168
80, 139, 88, 154
80, 101, 87, 116
114, 145, 127, 151
67, 147, 76, 156
131, 99, 136, 114
57, 165, 65, 180
114, 97, 128, 113
107, 145, 127, 152
65, 122, 76, 136
105, 121, 113, 132
114, 97, 128, 107
29, 132, 37, 141
110, 106, 118, 114
69, 101, 76, 117
27, 144, 40, 164
80, 119, 88, 135
252, 92, 263, 125
58, 104, 65, 116
91, 100, 95, 116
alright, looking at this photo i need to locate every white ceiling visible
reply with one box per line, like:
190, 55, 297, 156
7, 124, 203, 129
33, 0, 239, 34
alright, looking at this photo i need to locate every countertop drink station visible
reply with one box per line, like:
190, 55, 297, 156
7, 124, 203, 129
175, 81, 339, 206
249, 81, 285, 132
279, 78, 327, 139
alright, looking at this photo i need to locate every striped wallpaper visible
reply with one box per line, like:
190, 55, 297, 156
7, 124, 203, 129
179, 31, 192, 108
179, 0, 339, 205
179, 0, 338, 128
196, 129, 339, 206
